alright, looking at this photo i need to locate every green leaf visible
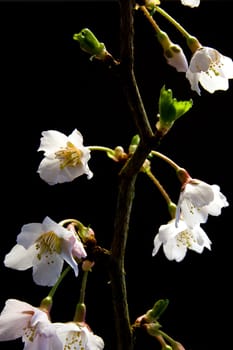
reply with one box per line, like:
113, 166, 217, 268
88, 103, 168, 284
146, 298, 169, 321
158, 85, 193, 131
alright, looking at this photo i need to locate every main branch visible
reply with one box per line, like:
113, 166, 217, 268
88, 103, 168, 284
109, 1, 164, 350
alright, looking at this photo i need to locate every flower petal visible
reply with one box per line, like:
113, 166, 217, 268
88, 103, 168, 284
4, 244, 35, 270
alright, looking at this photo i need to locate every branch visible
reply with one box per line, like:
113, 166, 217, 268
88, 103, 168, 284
109, 1, 164, 350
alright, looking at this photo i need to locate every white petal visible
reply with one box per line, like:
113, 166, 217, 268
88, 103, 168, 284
181, 199, 208, 227
163, 239, 187, 262
68, 129, 84, 148
152, 234, 162, 256
38, 130, 68, 154
0, 299, 35, 341
185, 182, 214, 207
221, 55, 233, 78
199, 72, 229, 93
17, 223, 43, 248
186, 69, 201, 95
193, 226, 212, 250
32, 254, 64, 286
4, 244, 35, 270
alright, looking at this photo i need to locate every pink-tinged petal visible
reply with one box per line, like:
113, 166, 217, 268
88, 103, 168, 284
22, 309, 63, 350
60, 235, 80, 276
72, 238, 87, 260
0, 299, 35, 341
4, 244, 35, 270
32, 254, 64, 287
38, 130, 68, 154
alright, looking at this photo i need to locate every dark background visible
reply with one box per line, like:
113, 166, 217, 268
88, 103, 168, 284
0, 1, 232, 349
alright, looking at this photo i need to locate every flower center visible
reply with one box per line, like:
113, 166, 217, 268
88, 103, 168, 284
55, 141, 83, 169
176, 230, 195, 248
23, 325, 36, 343
35, 231, 61, 261
64, 331, 85, 350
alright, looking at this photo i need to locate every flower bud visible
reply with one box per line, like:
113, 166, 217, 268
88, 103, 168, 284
157, 31, 188, 72
73, 28, 106, 58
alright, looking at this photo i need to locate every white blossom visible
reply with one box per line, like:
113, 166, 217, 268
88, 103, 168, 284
4, 216, 87, 286
152, 218, 211, 262
186, 47, 233, 95
37, 129, 93, 185
176, 180, 229, 228
0, 299, 63, 350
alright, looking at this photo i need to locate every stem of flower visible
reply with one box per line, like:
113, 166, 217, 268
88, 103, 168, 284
150, 150, 180, 170
157, 329, 177, 347
88, 145, 115, 155
79, 270, 89, 304
73, 270, 89, 322
139, 5, 162, 34
48, 265, 71, 298
145, 169, 172, 205
155, 6, 191, 39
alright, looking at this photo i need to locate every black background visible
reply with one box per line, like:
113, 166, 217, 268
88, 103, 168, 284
0, 1, 232, 349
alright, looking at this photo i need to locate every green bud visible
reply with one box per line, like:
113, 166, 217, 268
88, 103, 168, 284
146, 299, 169, 321
157, 85, 193, 133
128, 134, 140, 154
73, 28, 106, 58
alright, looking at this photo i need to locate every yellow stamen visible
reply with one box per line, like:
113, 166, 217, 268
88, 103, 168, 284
55, 141, 83, 169
35, 231, 61, 261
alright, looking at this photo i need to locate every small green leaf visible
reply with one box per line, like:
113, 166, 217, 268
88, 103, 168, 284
158, 85, 193, 132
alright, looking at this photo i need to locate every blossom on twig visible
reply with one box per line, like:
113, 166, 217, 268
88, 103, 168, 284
0, 299, 105, 350
4, 216, 87, 286
37, 129, 93, 185
175, 180, 229, 228
0, 299, 63, 350
186, 47, 233, 95
152, 218, 211, 262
